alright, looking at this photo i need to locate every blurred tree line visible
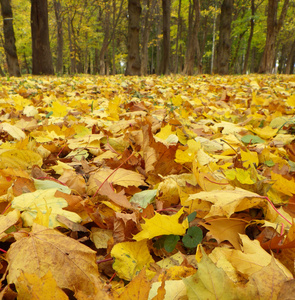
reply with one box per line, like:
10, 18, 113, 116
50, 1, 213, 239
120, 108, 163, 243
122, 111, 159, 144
0, 0, 294, 76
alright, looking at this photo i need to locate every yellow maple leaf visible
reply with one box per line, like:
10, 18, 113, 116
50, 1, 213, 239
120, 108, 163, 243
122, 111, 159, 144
186, 187, 273, 219
15, 271, 68, 300
108, 96, 121, 120
286, 94, 295, 107
0, 149, 42, 169
241, 149, 259, 168
209, 234, 292, 278
271, 172, 295, 196
225, 168, 255, 184
175, 139, 201, 164
51, 101, 68, 117
250, 126, 278, 140
113, 268, 151, 300
111, 240, 155, 281
133, 207, 188, 241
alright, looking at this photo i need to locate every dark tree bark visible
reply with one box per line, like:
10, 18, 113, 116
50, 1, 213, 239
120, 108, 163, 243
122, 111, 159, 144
99, 1, 110, 75
216, 0, 233, 75
0, 0, 20, 77
161, 0, 171, 74
285, 39, 295, 74
155, 2, 161, 74
125, 0, 141, 76
141, 0, 156, 75
53, 0, 63, 74
243, 0, 255, 74
258, 0, 290, 73
183, 0, 201, 75
0, 65, 5, 76
31, 0, 54, 75
174, 0, 182, 73
67, 14, 75, 74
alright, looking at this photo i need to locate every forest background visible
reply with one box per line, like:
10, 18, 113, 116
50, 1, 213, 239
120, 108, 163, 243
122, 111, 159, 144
0, 0, 294, 78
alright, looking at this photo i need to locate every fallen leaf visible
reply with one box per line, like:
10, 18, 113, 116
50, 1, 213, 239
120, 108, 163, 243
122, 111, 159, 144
111, 239, 155, 281
7, 224, 101, 297
133, 208, 188, 241
15, 271, 68, 300
113, 268, 151, 300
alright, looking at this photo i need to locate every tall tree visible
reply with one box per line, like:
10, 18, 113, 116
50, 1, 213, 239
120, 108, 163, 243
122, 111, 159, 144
141, 0, 156, 75
0, 0, 21, 77
258, 0, 290, 73
53, 0, 63, 74
161, 0, 171, 74
31, 0, 54, 75
217, 0, 233, 74
125, 0, 141, 75
285, 39, 295, 74
183, 0, 201, 75
174, 0, 182, 73
243, 0, 256, 74
99, 1, 111, 75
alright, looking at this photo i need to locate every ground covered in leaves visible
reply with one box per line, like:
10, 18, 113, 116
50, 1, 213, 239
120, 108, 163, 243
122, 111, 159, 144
1, 74, 295, 299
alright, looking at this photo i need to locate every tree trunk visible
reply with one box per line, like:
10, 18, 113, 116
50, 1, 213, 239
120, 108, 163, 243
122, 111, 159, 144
0, 0, 20, 77
285, 39, 295, 74
258, 0, 289, 73
31, 0, 54, 75
99, 1, 110, 75
161, 0, 171, 74
125, 0, 141, 76
243, 0, 255, 74
112, 0, 116, 75
183, 0, 200, 75
156, 2, 161, 74
53, 0, 63, 74
216, 0, 233, 75
174, 0, 182, 73
67, 14, 76, 74
141, 0, 156, 75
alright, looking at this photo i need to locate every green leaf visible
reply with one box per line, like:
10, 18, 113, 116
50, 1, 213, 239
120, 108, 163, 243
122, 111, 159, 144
182, 226, 203, 249
45, 111, 53, 118
265, 160, 275, 167
241, 135, 265, 144
153, 236, 166, 250
187, 211, 197, 223
164, 235, 180, 252
130, 189, 157, 209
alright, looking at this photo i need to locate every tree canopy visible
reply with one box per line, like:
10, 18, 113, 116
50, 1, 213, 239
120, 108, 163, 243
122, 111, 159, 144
0, 0, 294, 75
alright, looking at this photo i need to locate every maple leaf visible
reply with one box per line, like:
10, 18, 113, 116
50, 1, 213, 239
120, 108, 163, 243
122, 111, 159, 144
111, 239, 155, 281
11, 189, 82, 228
7, 224, 102, 297
113, 268, 151, 300
15, 271, 68, 300
184, 247, 257, 299
200, 218, 248, 249
133, 207, 188, 241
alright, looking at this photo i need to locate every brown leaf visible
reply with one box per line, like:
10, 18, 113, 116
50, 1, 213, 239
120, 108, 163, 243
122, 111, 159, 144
94, 179, 132, 209
113, 268, 151, 300
7, 224, 101, 297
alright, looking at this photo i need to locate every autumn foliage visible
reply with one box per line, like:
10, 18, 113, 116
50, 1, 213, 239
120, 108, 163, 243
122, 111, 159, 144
0, 74, 295, 299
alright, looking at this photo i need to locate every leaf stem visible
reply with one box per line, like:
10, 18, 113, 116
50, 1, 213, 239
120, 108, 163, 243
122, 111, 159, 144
262, 196, 292, 225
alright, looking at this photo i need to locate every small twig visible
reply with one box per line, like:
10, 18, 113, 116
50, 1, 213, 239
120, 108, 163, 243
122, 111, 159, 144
263, 196, 292, 226
0, 248, 7, 253
36, 176, 67, 186
220, 139, 238, 154
109, 272, 116, 282
97, 257, 113, 264
204, 176, 229, 185
1, 203, 11, 215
